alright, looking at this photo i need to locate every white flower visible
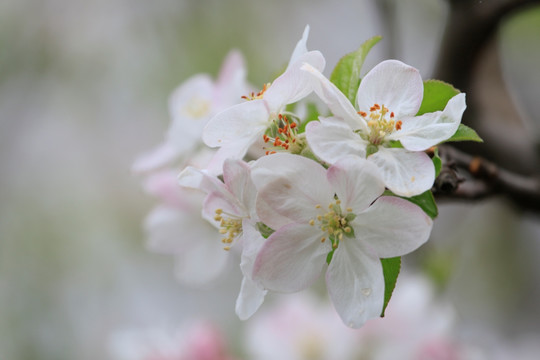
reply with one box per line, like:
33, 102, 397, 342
143, 171, 229, 285
178, 159, 267, 320
245, 292, 361, 360
202, 26, 325, 170
132, 50, 248, 173
251, 153, 432, 328
109, 322, 238, 360
303, 60, 467, 197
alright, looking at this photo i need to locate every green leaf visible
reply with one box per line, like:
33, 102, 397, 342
445, 124, 483, 143
432, 148, 442, 177
381, 257, 401, 317
417, 79, 459, 116
330, 36, 382, 104
383, 189, 438, 219
407, 190, 438, 219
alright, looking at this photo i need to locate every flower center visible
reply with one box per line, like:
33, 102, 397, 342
182, 97, 211, 118
358, 103, 402, 146
309, 199, 356, 249
262, 114, 305, 155
214, 209, 242, 251
241, 83, 271, 101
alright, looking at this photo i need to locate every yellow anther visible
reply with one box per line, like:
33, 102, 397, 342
344, 227, 352, 233
309, 219, 315, 226
315, 204, 321, 209
219, 229, 227, 234
346, 207, 353, 212
215, 209, 223, 214
223, 246, 231, 251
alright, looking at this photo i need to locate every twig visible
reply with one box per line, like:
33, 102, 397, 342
433, 145, 540, 212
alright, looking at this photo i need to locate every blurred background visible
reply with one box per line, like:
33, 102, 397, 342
1, 0, 539, 359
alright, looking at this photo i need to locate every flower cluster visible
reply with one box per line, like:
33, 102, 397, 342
134, 26, 469, 328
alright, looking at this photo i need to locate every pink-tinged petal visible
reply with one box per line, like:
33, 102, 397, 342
236, 277, 267, 320
214, 50, 248, 110
353, 196, 433, 258
203, 191, 244, 223
252, 153, 333, 227
223, 159, 256, 213
306, 120, 368, 164
264, 51, 326, 111
302, 63, 368, 132
253, 223, 331, 292
143, 170, 184, 207
177, 166, 224, 195
357, 60, 423, 118
391, 93, 467, 151
368, 148, 435, 197
287, 25, 310, 68
132, 142, 180, 173
326, 240, 385, 328
327, 156, 385, 212
202, 99, 269, 147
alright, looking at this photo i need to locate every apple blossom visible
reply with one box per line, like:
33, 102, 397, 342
109, 322, 239, 360
202, 26, 325, 172
178, 159, 267, 320
143, 170, 229, 285
302, 60, 467, 197
132, 50, 248, 173
252, 153, 432, 328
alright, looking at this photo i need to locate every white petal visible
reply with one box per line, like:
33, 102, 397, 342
327, 156, 385, 212
287, 25, 310, 68
257, 158, 334, 225
353, 196, 433, 258
302, 63, 368, 132
204, 140, 254, 177
177, 166, 224, 195
368, 148, 434, 197
145, 206, 227, 285
306, 120, 368, 165
357, 60, 423, 118
202, 99, 269, 147
173, 239, 229, 285
252, 153, 333, 228
391, 93, 467, 151
236, 277, 268, 320
253, 223, 330, 292
145, 206, 202, 253
326, 240, 385, 328
168, 74, 215, 144
214, 50, 248, 110
264, 51, 325, 111
240, 219, 267, 275
132, 142, 181, 173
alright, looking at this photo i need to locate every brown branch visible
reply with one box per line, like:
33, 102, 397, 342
433, 145, 540, 212
435, 0, 540, 91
